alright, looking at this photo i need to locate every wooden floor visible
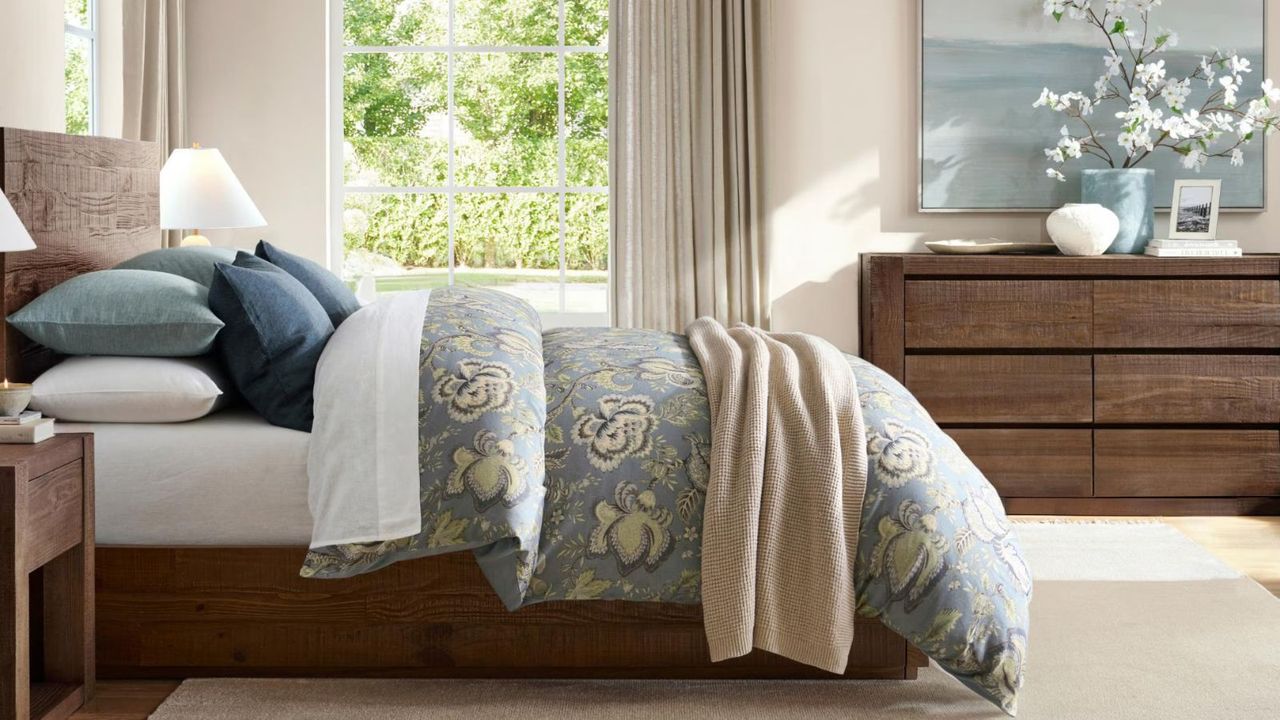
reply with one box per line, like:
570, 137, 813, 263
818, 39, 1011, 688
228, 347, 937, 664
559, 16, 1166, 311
68, 516, 1280, 720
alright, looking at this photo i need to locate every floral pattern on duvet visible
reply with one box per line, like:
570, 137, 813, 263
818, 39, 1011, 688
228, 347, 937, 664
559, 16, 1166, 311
521, 327, 710, 603
851, 359, 1030, 715
299, 292, 1029, 714
301, 287, 547, 605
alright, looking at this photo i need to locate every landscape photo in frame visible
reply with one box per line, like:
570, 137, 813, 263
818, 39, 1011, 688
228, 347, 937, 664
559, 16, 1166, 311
919, 0, 1265, 211
1170, 179, 1222, 238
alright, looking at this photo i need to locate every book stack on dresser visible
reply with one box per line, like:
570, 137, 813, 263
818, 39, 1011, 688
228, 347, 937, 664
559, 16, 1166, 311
1145, 238, 1241, 257
861, 253, 1280, 515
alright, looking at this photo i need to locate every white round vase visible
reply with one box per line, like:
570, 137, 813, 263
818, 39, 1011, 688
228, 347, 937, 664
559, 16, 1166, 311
1045, 203, 1120, 256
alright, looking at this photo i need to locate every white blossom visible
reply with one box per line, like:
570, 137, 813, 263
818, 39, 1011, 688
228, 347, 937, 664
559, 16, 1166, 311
1103, 51, 1124, 77
1160, 78, 1191, 112
1181, 148, 1207, 171
1199, 56, 1217, 86
1135, 60, 1166, 89
1262, 79, 1280, 105
1220, 75, 1240, 106
1094, 75, 1110, 99
1035, 5, 1273, 182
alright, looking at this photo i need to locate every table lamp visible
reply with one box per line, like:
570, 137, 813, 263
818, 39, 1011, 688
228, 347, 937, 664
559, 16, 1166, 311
160, 143, 266, 247
0, 190, 36, 408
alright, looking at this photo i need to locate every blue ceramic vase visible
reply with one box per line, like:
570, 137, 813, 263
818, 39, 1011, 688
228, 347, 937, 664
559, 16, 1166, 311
1080, 168, 1154, 254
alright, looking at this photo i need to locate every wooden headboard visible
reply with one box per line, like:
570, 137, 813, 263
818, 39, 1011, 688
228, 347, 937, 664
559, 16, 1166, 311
0, 128, 163, 381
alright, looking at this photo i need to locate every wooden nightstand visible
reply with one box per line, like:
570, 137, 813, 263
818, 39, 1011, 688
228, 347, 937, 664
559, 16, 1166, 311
0, 434, 93, 720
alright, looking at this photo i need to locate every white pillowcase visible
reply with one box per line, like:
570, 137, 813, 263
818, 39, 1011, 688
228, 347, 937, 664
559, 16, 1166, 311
32, 356, 229, 423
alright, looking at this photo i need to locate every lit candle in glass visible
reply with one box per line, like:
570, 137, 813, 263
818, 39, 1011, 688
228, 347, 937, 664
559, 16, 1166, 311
0, 379, 32, 417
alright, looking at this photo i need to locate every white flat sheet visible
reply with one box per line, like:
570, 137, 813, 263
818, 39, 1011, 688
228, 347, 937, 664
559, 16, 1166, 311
59, 410, 313, 546
308, 290, 429, 548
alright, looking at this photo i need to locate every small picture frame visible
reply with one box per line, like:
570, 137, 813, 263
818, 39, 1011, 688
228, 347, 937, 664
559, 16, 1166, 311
1169, 179, 1222, 240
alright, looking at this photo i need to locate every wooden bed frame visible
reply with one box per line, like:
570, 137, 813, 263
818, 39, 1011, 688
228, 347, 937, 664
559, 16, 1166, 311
0, 128, 926, 681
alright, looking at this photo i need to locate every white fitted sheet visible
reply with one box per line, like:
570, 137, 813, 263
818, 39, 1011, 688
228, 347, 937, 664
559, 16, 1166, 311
59, 410, 313, 545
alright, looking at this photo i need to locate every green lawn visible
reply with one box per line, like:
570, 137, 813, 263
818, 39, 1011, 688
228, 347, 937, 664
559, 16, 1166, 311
371, 268, 607, 293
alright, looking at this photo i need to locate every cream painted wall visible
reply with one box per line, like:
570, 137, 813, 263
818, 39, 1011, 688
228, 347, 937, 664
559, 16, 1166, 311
0, 0, 65, 131
185, 0, 328, 262
762, 0, 1280, 353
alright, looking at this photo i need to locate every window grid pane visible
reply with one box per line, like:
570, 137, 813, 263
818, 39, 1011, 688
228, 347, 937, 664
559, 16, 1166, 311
340, 0, 607, 319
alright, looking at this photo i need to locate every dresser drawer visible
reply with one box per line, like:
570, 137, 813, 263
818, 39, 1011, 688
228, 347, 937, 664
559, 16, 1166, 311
947, 429, 1092, 497
905, 280, 1092, 348
1094, 280, 1280, 348
1096, 430, 1280, 497
905, 355, 1093, 424
1094, 355, 1280, 423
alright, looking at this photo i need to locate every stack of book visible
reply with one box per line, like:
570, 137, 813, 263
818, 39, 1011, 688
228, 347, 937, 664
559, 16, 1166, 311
1144, 239, 1242, 258
0, 410, 55, 444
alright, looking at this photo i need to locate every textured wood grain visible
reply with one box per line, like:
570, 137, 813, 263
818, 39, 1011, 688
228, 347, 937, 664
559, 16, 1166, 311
43, 436, 93, 714
905, 280, 1092, 348
864, 254, 1280, 513
0, 128, 163, 381
905, 355, 1093, 424
894, 253, 1280, 277
0, 434, 92, 720
94, 547, 918, 681
1095, 430, 1280, 497
1094, 354, 1280, 423
0, 463, 28, 720
22, 461, 82, 572
1094, 280, 1280, 348
946, 429, 1093, 497
860, 255, 905, 380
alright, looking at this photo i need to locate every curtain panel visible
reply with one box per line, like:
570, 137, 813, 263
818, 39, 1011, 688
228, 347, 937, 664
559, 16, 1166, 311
609, 0, 768, 331
122, 0, 187, 247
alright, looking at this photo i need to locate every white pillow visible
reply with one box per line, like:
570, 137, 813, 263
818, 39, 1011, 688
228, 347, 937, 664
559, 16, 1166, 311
32, 356, 229, 423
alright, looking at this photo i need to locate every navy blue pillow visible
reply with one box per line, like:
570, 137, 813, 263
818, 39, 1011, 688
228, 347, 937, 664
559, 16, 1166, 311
255, 240, 361, 327
208, 254, 335, 431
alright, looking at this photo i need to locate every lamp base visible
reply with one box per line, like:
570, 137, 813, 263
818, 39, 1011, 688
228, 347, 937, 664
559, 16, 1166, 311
180, 233, 211, 247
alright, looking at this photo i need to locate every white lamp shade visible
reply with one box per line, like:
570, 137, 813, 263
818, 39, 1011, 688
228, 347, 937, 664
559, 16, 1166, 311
161, 148, 266, 230
0, 192, 36, 252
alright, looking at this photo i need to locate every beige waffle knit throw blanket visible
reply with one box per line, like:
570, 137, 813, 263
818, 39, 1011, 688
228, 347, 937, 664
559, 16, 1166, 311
686, 318, 868, 674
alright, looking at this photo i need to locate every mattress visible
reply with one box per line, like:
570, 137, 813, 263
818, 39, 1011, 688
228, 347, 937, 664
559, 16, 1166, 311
59, 409, 313, 545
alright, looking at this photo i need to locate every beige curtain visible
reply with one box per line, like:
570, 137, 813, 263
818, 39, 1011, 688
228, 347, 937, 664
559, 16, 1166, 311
122, 0, 186, 246
609, 0, 768, 331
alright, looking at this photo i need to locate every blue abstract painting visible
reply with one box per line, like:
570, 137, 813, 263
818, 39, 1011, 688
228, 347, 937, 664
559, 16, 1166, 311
921, 0, 1265, 210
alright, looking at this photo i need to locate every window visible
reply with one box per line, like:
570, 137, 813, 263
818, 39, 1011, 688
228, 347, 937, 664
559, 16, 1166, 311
330, 0, 610, 326
64, 0, 97, 135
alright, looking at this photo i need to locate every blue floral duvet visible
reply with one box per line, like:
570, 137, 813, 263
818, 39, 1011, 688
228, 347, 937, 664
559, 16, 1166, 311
301, 288, 1031, 715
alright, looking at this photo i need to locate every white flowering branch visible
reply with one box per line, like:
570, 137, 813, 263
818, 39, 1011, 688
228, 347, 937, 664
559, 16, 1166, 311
1036, 0, 1279, 182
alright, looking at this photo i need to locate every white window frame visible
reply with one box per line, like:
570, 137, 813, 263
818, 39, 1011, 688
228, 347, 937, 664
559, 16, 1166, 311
326, 0, 609, 327
64, 0, 100, 135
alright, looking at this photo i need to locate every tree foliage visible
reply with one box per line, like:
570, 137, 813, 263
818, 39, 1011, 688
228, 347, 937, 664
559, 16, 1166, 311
342, 0, 609, 273
64, 0, 91, 135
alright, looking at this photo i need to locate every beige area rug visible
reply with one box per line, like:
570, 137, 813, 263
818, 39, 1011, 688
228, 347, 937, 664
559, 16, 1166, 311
149, 522, 1280, 719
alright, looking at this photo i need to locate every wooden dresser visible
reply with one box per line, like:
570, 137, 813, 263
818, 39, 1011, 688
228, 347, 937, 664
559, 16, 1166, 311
861, 253, 1280, 515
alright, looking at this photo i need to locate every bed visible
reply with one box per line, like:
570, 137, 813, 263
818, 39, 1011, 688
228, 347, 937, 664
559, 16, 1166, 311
0, 128, 925, 682
1, 129, 1028, 713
